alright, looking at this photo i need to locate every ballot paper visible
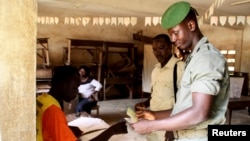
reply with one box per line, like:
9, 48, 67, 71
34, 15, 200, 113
125, 107, 138, 123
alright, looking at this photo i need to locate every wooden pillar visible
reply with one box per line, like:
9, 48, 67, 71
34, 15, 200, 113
66, 39, 72, 65
0, 0, 37, 140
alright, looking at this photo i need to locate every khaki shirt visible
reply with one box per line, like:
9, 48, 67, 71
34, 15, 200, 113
172, 37, 230, 130
150, 56, 185, 111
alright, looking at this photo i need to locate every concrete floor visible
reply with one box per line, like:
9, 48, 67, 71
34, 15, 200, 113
96, 98, 250, 125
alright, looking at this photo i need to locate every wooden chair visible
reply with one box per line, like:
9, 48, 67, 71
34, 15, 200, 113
90, 92, 100, 117
91, 105, 100, 117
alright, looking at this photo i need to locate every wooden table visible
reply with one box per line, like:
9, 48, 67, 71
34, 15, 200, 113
227, 95, 250, 124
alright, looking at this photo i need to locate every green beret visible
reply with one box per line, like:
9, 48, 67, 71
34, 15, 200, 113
161, 1, 191, 29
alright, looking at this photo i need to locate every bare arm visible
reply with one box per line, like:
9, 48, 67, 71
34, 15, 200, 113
131, 92, 213, 134
157, 92, 213, 130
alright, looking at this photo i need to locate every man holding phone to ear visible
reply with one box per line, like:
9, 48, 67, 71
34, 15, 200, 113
131, 1, 230, 141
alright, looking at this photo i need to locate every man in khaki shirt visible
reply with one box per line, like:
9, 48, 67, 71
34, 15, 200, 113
89, 34, 185, 141
135, 34, 185, 141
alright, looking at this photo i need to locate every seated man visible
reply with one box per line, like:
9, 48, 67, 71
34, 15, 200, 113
36, 65, 82, 141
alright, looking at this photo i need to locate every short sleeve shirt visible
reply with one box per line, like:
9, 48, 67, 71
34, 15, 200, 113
150, 56, 185, 111
171, 37, 230, 129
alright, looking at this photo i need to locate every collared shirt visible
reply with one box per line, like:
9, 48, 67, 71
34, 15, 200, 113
172, 37, 230, 130
150, 56, 185, 111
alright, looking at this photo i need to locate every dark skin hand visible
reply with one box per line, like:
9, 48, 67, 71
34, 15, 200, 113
134, 97, 150, 111
131, 93, 213, 134
130, 18, 213, 134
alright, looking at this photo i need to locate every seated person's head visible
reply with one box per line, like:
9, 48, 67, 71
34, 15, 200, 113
50, 65, 80, 102
79, 65, 91, 78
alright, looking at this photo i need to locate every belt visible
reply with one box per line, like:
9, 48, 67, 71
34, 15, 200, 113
174, 129, 207, 139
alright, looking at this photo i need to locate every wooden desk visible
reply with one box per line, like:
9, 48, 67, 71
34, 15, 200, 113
227, 95, 250, 124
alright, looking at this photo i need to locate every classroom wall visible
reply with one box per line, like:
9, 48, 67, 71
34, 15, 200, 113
0, 1, 248, 140
38, 7, 250, 92
37, 5, 247, 64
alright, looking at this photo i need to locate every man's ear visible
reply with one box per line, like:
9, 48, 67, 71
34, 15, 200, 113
187, 20, 196, 31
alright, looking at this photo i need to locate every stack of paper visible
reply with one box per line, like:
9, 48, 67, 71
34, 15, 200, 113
68, 117, 110, 140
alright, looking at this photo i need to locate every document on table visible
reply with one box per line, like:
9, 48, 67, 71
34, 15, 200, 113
68, 116, 147, 141
68, 117, 110, 133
